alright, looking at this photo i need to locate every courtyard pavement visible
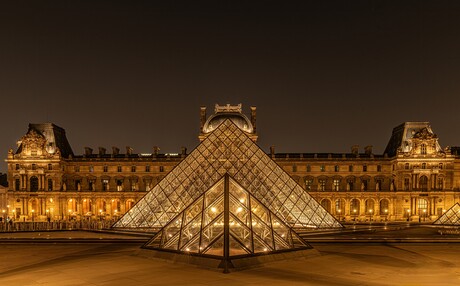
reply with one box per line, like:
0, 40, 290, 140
0, 226, 459, 285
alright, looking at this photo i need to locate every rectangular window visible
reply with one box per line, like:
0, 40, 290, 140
48, 164, 52, 171
305, 179, 313, 191
88, 180, 94, 191
131, 166, 136, 172
47, 178, 53, 191
376, 179, 382, 191
306, 165, 311, 172
404, 178, 410, 190
117, 166, 122, 172
15, 178, 20, 191
117, 180, 123, 191
320, 165, 325, 172
362, 180, 368, 191
145, 165, 150, 172
405, 163, 410, 170
363, 165, 367, 172
292, 165, 297, 172
32, 164, 36, 170
333, 179, 340, 191
319, 179, 326, 191
89, 165, 94, 173
160, 166, 165, 172
377, 165, 382, 172
74, 166, 80, 172
437, 178, 443, 190
103, 166, 108, 172
348, 165, 353, 172
102, 179, 109, 191
334, 165, 339, 172
15, 164, 20, 170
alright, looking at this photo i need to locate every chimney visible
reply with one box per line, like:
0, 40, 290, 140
112, 146, 120, 156
250, 106, 257, 133
98, 147, 106, 156
153, 146, 160, 158
200, 106, 207, 131
351, 145, 359, 156
84, 147, 93, 157
126, 146, 133, 156
181, 146, 187, 158
270, 146, 275, 158
364, 145, 373, 155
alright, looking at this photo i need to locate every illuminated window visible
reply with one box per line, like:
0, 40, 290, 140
319, 179, 326, 191
117, 180, 123, 191
103, 166, 108, 172
333, 179, 340, 191
421, 144, 427, 155
102, 179, 109, 191
305, 179, 313, 191
145, 165, 150, 172
117, 166, 122, 172
334, 165, 339, 172
320, 165, 325, 172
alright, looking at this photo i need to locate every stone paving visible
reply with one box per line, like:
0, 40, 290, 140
0, 228, 459, 285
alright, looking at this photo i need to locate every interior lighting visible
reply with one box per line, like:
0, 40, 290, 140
211, 207, 217, 213
236, 207, 243, 213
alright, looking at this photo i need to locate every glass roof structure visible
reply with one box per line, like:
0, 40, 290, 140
144, 174, 310, 255
113, 119, 341, 230
433, 203, 460, 226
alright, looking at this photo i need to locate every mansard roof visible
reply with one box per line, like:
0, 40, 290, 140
16, 123, 74, 158
384, 122, 441, 157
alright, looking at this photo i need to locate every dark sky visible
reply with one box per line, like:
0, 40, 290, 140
1, 1, 459, 172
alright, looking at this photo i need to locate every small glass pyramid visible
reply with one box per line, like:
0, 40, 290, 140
113, 119, 341, 230
433, 203, 460, 226
143, 174, 311, 258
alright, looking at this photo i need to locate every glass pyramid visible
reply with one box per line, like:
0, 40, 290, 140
113, 119, 341, 230
433, 203, 460, 226
143, 174, 310, 258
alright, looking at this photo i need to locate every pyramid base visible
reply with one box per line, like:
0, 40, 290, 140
135, 247, 319, 273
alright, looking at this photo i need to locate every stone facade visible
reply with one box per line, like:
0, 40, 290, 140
4, 105, 460, 222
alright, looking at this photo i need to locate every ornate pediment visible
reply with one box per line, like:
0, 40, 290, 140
17, 130, 48, 157
413, 127, 437, 140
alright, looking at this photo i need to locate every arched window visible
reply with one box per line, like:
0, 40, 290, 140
418, 198, 428, 216
30, 176, 39, 192
365, 199, 374, 215
379, 199, 390, 215
320, 199, 331, 213
335, 199, 345, 214
350, 199, 360, 215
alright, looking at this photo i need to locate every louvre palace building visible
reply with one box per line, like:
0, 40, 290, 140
3, 104, 460, 224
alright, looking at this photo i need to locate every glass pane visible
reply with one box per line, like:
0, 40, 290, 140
201, 214, 224, 251
203, 234, 224, 256
229, 235, 250, 256
179, 214, 202, 249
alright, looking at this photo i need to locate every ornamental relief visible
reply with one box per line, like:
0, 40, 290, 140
17, 130, 48, 157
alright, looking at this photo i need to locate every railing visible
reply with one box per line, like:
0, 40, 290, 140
0, 220, 116, 232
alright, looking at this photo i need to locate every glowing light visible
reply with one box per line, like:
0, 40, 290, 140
263, 248, 267, 252
185, 248, 190, 252
211, 207, 217, 213
239, 198, 245, 203
236, 207, 243, 213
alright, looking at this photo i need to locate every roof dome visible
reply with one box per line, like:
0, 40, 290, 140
203, 113, 254, 134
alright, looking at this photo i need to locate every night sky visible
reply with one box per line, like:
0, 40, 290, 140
1, 1, 459, 172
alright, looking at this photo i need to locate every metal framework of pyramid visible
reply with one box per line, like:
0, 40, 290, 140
433, 203, 460, 226
113, 119, 341, 230
143, 174, 310, 267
